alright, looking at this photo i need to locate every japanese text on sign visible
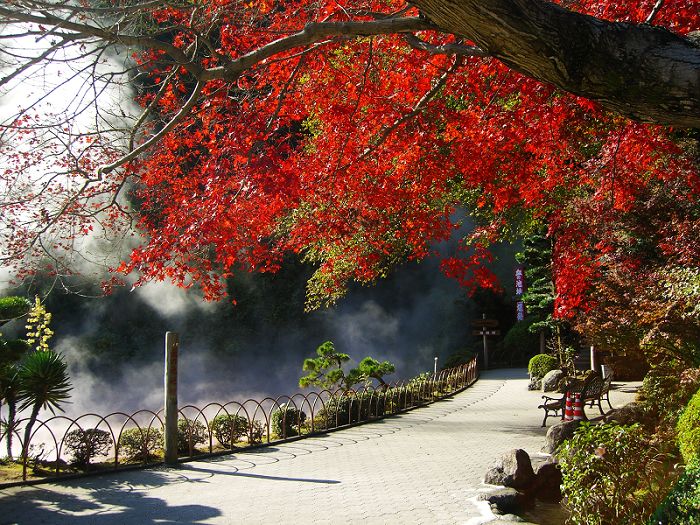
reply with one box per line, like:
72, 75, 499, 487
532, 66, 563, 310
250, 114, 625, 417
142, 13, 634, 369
515, 266, 525, 296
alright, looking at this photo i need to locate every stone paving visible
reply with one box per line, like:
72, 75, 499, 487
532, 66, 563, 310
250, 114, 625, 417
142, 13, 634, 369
0, 369, 639, 525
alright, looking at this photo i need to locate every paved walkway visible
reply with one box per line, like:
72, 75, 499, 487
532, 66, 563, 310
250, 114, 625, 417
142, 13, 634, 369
0, 369, 638, 525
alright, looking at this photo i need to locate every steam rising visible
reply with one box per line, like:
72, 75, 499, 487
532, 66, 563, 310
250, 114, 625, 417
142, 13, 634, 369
0, 26, 519, 419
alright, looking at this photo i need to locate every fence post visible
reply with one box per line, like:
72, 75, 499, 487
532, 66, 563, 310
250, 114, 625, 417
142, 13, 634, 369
164, 331, 179, 465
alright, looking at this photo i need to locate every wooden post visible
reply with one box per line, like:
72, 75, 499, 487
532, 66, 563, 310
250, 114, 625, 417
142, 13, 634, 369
590, 345, 597, 372
164, 332, 179, 465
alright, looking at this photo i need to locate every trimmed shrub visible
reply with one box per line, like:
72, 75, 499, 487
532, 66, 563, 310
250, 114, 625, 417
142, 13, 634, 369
271, 405, 306, 438
528, 354, 558, 380
641, 363, 700, 426
177, 418, 207, 454
649, 456, 700, 525
558, 423, 671, 525
247, 420, 265, 444
678, 388, 700, 463
117, 427, 163, 461
314, 392, 387, 429
0, 296, 32, 321
64, 428, 113, 467
209, 414, 249, 448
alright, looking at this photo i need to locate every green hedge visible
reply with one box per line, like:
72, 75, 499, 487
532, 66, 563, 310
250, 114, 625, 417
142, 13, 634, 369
649, 456, 700, 525
528, 354, 558, 380
559, 423, 669, 525
678, 388, 700, 463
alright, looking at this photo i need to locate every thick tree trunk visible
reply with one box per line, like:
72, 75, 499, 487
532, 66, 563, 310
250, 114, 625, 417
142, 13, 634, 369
412, 0, 700, 128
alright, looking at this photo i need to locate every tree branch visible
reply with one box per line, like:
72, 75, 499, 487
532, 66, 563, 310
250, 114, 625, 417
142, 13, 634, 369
204, 17, 433, 82
411, 0, 700, 127
97, 80, 204, 176
403, 33, 488, 57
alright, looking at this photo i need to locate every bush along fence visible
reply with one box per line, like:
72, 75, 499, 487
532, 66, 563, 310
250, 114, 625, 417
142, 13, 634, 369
0, 333, 479, 485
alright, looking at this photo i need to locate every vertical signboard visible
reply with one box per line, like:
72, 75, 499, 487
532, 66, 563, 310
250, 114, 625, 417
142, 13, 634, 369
515, 265, 525, 296
515, 265, 526, 321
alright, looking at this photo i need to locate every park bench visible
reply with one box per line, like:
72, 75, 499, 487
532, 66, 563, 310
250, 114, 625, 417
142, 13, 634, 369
538, 371, 611, 427
584, 372, 614, 415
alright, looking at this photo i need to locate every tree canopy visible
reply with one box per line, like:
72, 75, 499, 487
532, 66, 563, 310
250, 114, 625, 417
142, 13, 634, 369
0, 0, 698, 318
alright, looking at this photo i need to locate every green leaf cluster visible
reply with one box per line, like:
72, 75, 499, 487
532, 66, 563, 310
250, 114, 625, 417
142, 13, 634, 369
271, 405, 306, 438
64, 428, 113, 467
678, 388, 700, 463
176, 418, 207, 454
558, 423, 671, 525
0, 296, 31, 369
527, 353, 558, 380
209, 414, 249, 448
0, 297, 31, 326
299, 341, 394, 392
17, 351, 72, 414
649, 456, 700, 525
118, 427, 163, 461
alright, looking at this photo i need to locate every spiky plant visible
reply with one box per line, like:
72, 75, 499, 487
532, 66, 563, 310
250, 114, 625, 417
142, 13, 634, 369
18, 351, 72, 459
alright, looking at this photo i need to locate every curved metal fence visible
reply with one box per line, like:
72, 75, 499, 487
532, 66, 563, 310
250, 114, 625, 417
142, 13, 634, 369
0, 358, 478, 484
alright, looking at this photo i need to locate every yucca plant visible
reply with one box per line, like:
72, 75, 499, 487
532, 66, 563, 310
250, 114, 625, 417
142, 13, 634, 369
17, 351, 72, 460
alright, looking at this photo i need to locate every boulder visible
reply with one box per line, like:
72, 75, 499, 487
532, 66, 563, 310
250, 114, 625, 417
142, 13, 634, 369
495, 514, 535, 523
604, 402, 646, 426
484, 449, 536, 490
542, 420, 581, 454
527, 461, 563, 502
527, 377, 542, 391
478, 488, 532, 515
541, 370, 565, 392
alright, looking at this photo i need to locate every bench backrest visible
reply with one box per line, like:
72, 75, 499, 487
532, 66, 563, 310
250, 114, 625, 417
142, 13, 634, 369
582, 371, 605, 401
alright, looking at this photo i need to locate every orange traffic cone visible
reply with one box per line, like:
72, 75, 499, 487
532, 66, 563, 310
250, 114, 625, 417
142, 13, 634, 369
572, 393, 584, 421
564, 392, 573, 421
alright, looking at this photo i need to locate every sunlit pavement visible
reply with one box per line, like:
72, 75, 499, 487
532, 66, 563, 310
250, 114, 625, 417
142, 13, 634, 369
0, 369, 639, 525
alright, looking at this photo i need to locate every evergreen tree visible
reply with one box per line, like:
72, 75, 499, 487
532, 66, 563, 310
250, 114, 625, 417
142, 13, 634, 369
516, 225, 578, 370
516, 226, 555, 342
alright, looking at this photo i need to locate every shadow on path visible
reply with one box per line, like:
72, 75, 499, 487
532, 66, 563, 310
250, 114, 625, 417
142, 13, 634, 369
179, 464, 340, 484
0, 470, 220, 525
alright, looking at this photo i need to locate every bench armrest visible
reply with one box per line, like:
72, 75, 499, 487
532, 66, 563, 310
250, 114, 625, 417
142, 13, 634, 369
541, 394, 563, 402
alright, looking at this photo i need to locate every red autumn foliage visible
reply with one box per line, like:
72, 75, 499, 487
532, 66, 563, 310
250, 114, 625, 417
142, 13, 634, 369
1, 0, 698, 315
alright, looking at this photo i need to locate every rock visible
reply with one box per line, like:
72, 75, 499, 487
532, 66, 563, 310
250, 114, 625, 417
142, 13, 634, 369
541, 370, 565, 392
496, 513, 535, 523
478, 488, 532, 515
527, 377, 542, 391
528, 461, 563, 502
542, 420, 582, 454
604, 402, 646, 426
485, 466, 507, 485
484, 449, 536, 490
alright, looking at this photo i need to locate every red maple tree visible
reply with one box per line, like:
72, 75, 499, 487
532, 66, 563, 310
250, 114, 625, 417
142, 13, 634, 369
0, 0, 698, 317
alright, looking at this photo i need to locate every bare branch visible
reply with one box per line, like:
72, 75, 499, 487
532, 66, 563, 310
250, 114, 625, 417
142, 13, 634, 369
645, 0, 665, 24
97, 80, 204, 176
